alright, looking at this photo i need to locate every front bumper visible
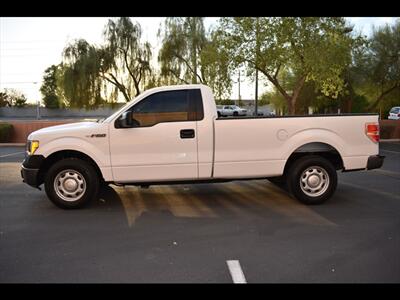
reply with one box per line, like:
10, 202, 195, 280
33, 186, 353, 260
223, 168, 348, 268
21, 166, 40, 187
367, 155, 385, 170
20, 155, 45, 188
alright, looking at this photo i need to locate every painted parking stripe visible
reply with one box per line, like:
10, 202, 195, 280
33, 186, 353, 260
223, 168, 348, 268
341, 181, 400, 200
227, 260, 247, 284
0, 151, 25, 158
380, 149, 400, 155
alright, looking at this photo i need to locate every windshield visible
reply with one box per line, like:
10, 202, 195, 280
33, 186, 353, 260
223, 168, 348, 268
390, 107, 400, 113
103, 100, 135, 123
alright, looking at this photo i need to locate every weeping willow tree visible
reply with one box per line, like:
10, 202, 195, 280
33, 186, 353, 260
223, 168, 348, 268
59, 40, 104, 109
158, 17, 232, 99
103, 17, 152, 98
59, 17, 152, 108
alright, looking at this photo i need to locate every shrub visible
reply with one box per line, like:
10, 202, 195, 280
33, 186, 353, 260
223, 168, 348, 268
0, 123, 13, 142
215, 99, 234, 105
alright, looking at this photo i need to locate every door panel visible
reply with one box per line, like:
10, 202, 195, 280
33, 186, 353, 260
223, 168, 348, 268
109, 89, 204, 183
109, 121, 198, 182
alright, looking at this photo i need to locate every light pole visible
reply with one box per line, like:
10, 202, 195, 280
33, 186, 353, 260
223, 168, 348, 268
254, 18, 260, 116
33, 82, 40, 120
237, 70, 244, 106
238, 70, 241, 104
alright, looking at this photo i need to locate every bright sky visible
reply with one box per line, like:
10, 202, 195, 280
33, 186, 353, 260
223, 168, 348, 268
0, 17, 397, 104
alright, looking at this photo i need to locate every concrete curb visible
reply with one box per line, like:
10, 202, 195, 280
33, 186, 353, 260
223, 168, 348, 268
381, 139, 400, 142
0, 143, 26, 147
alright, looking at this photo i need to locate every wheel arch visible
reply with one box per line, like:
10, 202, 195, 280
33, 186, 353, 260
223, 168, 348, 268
37, 149, 104, 186
283, 142, 344, 175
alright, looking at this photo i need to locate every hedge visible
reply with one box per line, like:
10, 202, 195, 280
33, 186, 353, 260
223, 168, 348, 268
0, 123, 13, 142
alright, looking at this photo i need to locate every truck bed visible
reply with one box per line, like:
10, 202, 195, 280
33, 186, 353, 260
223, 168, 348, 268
216, 113, 378, 120
212, 113, 380, 178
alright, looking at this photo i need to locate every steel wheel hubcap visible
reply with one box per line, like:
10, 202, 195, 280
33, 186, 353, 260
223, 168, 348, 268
300, 166, 329, 197
54, 169, 86, 202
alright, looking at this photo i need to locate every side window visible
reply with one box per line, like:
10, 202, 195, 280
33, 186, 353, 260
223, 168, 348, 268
126, 89, 203, 127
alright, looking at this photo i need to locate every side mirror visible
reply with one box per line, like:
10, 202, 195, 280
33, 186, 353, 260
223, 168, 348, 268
119, 111, 133, 128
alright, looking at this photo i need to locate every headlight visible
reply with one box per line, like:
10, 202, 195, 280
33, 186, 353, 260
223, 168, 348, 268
27, 140, 39, 155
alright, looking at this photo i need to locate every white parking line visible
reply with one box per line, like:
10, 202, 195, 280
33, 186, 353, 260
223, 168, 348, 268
0, 151, 25, 158
341, 181, 400, 200
381, 149, 400, 155
227, 260, 247, 283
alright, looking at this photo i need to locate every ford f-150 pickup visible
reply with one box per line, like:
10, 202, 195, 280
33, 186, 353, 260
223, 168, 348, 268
21, 84, 384, 209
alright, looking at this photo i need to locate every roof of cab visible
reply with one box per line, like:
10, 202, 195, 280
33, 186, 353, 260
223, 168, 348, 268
147, 84, 208, 92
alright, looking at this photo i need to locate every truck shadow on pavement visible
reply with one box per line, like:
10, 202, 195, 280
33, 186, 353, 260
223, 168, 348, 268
93, 181, 336, 228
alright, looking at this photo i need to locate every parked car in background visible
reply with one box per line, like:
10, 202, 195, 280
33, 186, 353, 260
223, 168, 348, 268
388, 106, 400, 120
217, 105, 247, 117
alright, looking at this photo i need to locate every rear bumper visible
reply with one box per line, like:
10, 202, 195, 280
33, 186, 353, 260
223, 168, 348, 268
367, 155, 385, 170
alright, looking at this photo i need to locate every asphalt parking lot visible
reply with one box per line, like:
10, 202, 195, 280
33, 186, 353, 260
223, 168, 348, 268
0, 143, 399, 283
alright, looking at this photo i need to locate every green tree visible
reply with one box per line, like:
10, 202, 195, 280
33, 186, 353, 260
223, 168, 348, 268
353, 20, 400, 112
1, 89, 27, 107
158, 17, 232, 99
219, 17, 357, 114
40, 65, 61, 108
0, 91, 11, 107
59, 17, 152, 108
102, 17, 152, 98
60, 40, 104, 109
14, 96, 27, 107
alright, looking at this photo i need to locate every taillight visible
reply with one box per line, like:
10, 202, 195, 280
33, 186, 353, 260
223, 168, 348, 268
365, 123, 380, 143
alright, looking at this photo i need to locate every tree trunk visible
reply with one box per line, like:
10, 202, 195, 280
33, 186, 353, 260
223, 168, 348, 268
191, 19, 198, 84
191, 43, 197, 84
134, 82, 141, 97
287, 98, 296, 115
101, 73, 131, 102
367, 84, 399, 111
287, 75, 306, 115
345, 74, 354, 113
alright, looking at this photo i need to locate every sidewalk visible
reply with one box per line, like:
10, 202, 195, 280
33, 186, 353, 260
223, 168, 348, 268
0, 143, 26, 147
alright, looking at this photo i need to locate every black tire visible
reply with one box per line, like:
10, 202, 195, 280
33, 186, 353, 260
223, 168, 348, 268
44, 158, 100, 209
233, 111, 239, 116
287, 155, 337, 205
217, 111, 221, 118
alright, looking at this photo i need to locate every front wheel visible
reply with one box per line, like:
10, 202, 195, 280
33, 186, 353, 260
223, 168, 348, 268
287, 155, 337, 205
44, 158, 100, 209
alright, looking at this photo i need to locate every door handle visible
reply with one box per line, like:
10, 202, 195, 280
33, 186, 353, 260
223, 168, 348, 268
180, 129, 195, 139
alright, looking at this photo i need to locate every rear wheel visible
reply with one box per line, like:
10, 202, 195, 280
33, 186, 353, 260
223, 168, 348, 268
44, 158, 99, 209
287, 155, 337, 205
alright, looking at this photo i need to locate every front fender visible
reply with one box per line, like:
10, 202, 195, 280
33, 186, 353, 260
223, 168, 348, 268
36, 137, 111, 168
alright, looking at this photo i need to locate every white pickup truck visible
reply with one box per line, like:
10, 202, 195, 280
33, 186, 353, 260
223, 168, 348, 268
21, 84, 384, 209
